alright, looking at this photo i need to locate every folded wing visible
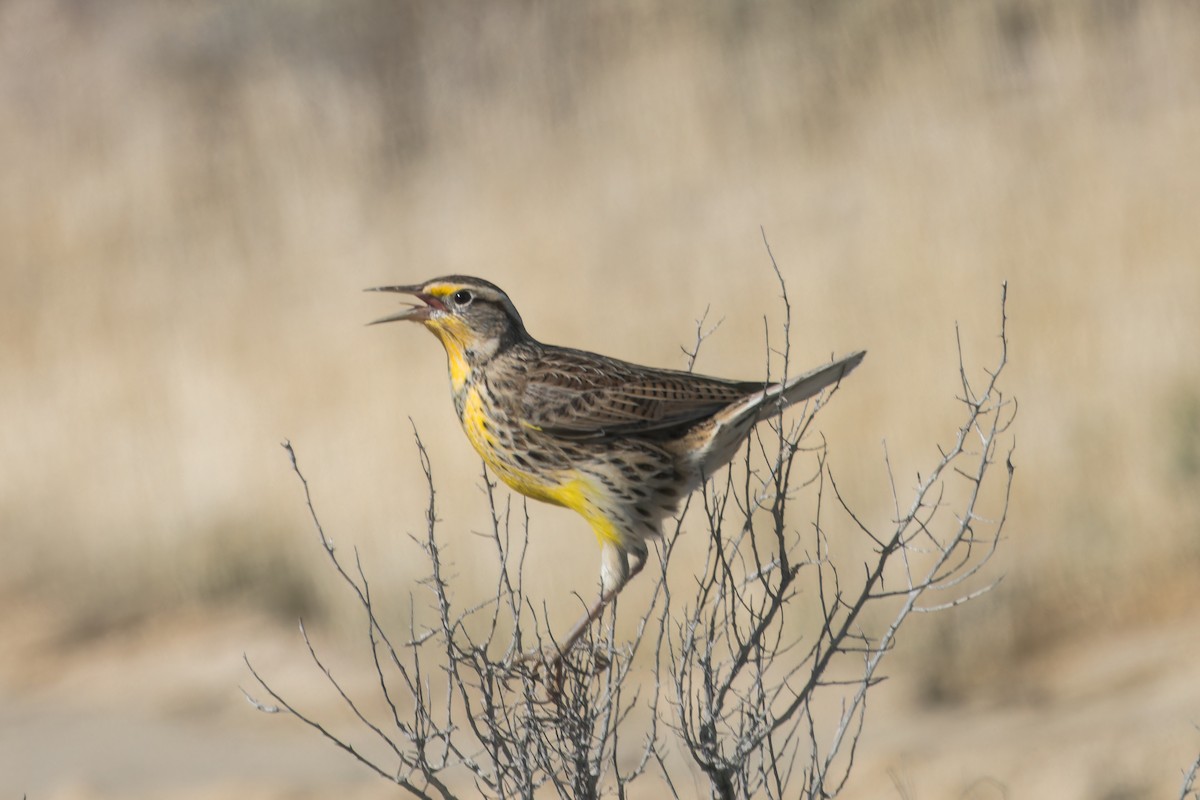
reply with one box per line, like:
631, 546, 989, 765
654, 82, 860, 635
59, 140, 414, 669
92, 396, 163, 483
518, 348, 762, 439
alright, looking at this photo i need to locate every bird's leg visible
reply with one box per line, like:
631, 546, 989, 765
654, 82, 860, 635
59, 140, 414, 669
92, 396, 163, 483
519, 542, 647, 680
555, 554, 645, 660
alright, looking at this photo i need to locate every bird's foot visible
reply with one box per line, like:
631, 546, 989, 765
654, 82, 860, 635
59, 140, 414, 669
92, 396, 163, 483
508, 642, 613, 703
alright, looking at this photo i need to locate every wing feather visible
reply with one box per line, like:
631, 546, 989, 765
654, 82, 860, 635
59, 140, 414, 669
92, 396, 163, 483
517, 347, 761, 439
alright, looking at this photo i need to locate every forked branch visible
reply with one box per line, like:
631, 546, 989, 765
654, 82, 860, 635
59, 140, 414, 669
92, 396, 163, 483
248, 273, 1015, 800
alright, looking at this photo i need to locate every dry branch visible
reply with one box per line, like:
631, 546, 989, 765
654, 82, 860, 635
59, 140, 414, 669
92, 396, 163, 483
247, 270, 1015, 799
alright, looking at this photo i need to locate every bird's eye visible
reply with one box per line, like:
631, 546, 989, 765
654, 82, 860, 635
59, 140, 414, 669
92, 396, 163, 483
452, 289, 474, 306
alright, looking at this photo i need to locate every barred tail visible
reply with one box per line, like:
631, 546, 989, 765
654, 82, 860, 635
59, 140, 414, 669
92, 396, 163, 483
754, 350, 866, 424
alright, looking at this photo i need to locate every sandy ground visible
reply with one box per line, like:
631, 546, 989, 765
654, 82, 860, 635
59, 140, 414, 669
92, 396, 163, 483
0, 603, 378, 799
3, 597, 1197, 800
848, 614, 1200, 799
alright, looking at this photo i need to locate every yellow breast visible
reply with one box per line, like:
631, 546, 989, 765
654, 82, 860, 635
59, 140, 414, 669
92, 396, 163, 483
459, 389, 620, 545
460, 388, 499, 463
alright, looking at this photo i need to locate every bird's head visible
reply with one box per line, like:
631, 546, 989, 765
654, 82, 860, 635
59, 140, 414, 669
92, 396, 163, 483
369, 276, 528, 378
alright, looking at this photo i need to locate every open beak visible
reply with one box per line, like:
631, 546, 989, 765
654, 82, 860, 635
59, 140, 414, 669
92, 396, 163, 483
365, 285, 445, 325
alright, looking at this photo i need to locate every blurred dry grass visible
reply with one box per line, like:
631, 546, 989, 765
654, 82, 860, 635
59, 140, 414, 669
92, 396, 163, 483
2, 0, 1199, 796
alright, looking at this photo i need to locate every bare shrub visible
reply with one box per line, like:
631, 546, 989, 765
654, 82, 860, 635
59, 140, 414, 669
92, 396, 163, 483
1182, 739, 1200, 800
245, 279, 1015, 799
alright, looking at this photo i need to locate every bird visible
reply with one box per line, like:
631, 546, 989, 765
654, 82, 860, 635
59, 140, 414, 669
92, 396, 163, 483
369, 275, 864, 663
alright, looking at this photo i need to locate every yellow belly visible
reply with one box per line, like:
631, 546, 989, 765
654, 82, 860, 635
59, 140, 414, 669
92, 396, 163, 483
460, 389, 620, 545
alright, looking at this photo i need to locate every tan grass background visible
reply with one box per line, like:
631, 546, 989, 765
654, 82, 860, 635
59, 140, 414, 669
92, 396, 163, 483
2, 1, 1199, 797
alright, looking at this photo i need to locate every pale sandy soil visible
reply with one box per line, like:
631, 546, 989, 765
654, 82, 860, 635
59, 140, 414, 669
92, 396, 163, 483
3, 598, 1196, 799
847, 614, 1200, 799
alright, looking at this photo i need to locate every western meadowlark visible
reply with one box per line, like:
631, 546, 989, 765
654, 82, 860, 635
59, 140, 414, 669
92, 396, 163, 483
370, 276, 864, 659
